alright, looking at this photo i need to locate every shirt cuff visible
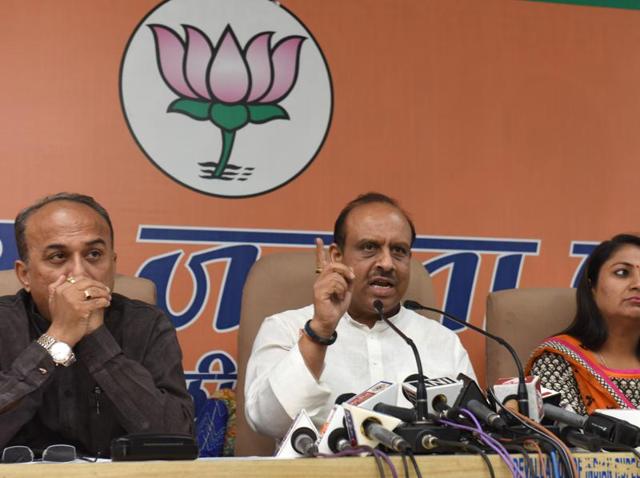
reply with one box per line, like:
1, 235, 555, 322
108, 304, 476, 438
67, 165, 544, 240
268, 342, 331, 419
75, 325, 121, 372
13, 342, 56, 385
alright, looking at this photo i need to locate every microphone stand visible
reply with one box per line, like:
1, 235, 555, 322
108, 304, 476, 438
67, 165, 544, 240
403, 299, 530, 417
372, 300, 461, 453
373, 300, 428, 421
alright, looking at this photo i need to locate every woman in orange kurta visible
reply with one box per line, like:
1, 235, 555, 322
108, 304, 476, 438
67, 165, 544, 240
526, 234, 640, 415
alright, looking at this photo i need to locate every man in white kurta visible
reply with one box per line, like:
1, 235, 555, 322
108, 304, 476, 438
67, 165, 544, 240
245, 193, 476, 438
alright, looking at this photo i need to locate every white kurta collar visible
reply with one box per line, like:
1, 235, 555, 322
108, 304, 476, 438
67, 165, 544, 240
343, 306, 406, 332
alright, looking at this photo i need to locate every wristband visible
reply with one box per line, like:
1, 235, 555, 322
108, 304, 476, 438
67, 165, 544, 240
303, 320, 337, 346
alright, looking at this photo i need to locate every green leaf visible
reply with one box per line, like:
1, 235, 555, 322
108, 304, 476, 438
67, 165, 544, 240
210, 103, 249, 131
248, 104, 290, 124
168, 99, 211, 120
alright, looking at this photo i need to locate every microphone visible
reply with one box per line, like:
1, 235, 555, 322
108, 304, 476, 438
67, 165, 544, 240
343, 404, 409, 451
560, 427, 608, 452
402, 375, 463, 417
373, 403, 417, 423
344, 381, 399, 411
430, 373, 506, 430
543, 403, 586, 428
318, 392, 362, 455
327, 426, 350, 453
362, 418, 411, 452
466, 399, 507, 430
275, 409, 320, 458
335, 393, 356, 404
404, 299, 529, 417
543, 404, 640, 447
373, 299, 428, 421
291, 427, 318, 456
318, 395, 355, 454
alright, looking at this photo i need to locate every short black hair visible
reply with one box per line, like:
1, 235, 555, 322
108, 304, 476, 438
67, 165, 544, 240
14, 192, 114, 262
562, 233, 640, 357
333, 192, 416, 249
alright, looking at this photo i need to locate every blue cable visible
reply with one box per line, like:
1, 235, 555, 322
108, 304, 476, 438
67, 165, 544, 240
549, 451, 561, 478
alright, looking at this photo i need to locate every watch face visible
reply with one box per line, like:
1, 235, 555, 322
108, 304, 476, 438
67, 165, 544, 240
49, 342, 72, 362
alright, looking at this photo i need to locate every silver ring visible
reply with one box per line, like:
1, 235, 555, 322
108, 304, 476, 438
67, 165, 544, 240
83, 289, 92, 300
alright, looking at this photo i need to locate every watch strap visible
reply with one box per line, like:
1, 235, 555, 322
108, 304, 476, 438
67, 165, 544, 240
37, 334, 76, 367
36, 334, 57, 350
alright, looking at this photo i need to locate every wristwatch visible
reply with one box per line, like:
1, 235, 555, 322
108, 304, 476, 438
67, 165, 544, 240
37, 334, 76, 367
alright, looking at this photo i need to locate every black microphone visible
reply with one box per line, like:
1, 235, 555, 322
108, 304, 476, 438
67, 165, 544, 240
335, 393, 356, 405
544, 404, 640, 447
436, 373, 506, 429
373, 299, 428, 421
560, 427, 608, 452
467, 399, 507, 430
291, 427, 318, 456
373, 402, 418, 423
404, 299, 529, 417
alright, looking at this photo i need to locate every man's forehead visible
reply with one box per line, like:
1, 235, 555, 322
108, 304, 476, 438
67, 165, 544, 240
344, 202, 412, 242
24, 201, 112, 245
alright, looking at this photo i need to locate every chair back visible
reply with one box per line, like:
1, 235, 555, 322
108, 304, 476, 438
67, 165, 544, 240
0, 269, 157, 304
234, 250, 437, 456
485, 287, 576, 385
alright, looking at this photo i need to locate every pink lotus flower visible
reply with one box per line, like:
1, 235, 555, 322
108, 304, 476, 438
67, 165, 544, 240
149, 24, 305, 178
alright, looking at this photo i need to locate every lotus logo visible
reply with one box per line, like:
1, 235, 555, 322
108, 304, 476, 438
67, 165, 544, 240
121, 0, 332, 197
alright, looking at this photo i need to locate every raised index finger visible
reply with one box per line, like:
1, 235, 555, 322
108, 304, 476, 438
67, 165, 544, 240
315, 237, 328, 272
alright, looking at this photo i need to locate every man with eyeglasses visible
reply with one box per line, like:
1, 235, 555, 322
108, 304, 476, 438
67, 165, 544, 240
0, 193, 193, 457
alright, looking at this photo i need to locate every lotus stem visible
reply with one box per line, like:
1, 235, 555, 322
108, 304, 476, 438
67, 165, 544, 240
213, 129, 236, 177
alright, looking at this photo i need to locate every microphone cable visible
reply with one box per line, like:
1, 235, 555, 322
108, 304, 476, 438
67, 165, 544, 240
400, 452, 422, 478
315, 444, 398, 478
405, 449, 422, 478
400, 454, 409, 478
488, 388, 577, 478
549, 451, 561, 478
522, 439, 545, 476
438, 409, 523, 478
372, 447, 398, 478
501, 443, 534, 478
589, 441, 640, 463
512, 416, 575, 478
421, 437, 495, 478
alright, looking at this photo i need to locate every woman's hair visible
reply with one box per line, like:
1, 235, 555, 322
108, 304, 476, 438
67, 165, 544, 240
562, 233, 640, 355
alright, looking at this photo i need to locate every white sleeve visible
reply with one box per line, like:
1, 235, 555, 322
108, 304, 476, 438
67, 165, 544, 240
455, 338, 477, 382
244, 313, 331, 438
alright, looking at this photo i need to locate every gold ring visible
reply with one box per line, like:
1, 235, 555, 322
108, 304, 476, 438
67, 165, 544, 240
66, 276, 77, 284
83, 289, 92, 300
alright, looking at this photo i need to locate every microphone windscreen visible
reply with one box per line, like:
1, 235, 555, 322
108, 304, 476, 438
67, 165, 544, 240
335, 393, 356, 405
403, 300, 421, 310
373, 300, 383, 312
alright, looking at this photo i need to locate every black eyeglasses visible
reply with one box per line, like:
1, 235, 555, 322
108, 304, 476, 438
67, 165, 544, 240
1, 444, 93, 463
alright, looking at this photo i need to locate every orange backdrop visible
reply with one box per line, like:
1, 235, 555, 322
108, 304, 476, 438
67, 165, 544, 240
1, 0, 639, 390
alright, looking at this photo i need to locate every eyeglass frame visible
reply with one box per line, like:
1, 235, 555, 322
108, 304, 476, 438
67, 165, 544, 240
1, 444, 96, 463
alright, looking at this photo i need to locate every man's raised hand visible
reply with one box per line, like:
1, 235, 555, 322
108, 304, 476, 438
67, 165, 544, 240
310, 238, 355, 337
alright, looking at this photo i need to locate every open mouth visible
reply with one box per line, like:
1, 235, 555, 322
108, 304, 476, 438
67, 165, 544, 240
369, 277, 395, 292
